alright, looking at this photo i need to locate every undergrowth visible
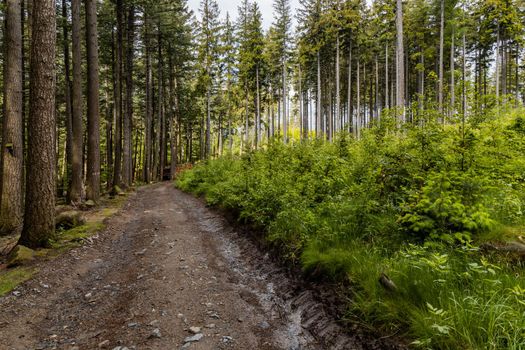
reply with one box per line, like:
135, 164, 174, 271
176, 111, 525, 349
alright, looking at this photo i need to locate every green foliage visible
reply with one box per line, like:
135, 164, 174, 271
176, 110, 525, 349
399, 171, 495, 243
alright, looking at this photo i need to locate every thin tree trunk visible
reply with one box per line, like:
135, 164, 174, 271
496, 23, 500, 104
348, 43, 352, 132
438, 0, 444, 115
450, 29, 455, 117
61, 0, 73, 201
158, 31, 166, 176
143, 14, 152, 183
396, 0, 405, 121
335, 34, 340, 138
0, 0, 24, 235
169, 48, 179, 180
105, 82, 113, 191
205, 69, 211, 158
462, 23, 467, 118
317, 50, 321, 138
419, 46, 424, 113
19, 0, 56, 248
244, 84, 249, 149
112, 0, 124, 191
85, 0, 100, 202
122, 5, 134, 188
256, 64, 261, 148
70, 0, 83, 204
282, 58, 287, 142
385, 43, 389, 110
356, 58, 361, 138
375, 55, 379, 121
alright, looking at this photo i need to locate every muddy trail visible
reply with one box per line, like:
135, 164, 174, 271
0, 183, 403, 350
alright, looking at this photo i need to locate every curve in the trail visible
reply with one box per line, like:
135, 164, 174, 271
0, 183, 404, 350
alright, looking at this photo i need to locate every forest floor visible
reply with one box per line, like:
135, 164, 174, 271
0, 182, 403, 350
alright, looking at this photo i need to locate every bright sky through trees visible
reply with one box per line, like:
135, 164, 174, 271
188, 0, 300, 29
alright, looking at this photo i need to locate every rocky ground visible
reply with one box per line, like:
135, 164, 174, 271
0, 183, 403, 350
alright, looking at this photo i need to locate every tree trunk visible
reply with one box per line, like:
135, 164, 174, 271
70, 0, 83, 204
19, 0, 56, 248
348, 43, 352, 133
206, 74, 211, 158
438, 0, 444, 115
85, 0, 100, 202
112, 0, 124, 191
244, 84, 249, 148
122, 5, 134, 188
375, 55, 379, 121
317, 50, 321, 138
0, 0, 24, 235
335, 34, 340, 137
169, 48, 179, 180
496, 23, 500, 104
450, 29, 455, 117
385, 43, 389, 110
143, 14, 152, 183
462, 24, 467, 118
61, 0, 73, 201
396, 0, 405, 121
256, 64, 261, 148
282, 58, 287, 143
356, 58, 361, 138
159, 34, 166, 175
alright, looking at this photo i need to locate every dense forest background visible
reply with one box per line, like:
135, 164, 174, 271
1, 0, 525, 347
2, 0, 525, 241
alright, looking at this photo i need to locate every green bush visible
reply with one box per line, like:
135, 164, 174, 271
176, 110, 525, 349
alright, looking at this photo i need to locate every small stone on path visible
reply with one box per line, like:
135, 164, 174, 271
189, 326, 201, 334
149, 328, 162, 338
98, 340, 110, 348
184, 333, 203, 343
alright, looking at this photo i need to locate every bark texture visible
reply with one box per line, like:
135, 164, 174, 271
86, 0, 101, 201
70, 0, 83, 204
0, 0, 24, 235
19, 0, 56, 248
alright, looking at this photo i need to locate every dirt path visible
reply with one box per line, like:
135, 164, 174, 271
0, 183, 401, 350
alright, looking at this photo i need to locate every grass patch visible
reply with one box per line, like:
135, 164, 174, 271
0, 267, 36, 296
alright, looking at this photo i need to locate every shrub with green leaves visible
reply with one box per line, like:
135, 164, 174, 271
176, 110, 525, 349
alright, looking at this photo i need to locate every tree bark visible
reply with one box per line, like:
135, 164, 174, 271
335, 34, 340, 137
158, 31, 166, 174
143, 14, 152, 183
19, 0, 56, 248
70, 0, 83, 204
385, 43, 388, 110
169, 46, 179, 180
317, 50, 321, 138
61, 0, 73, 202
85, 0, 100, 202
282, 57, 287, 143
348, 43, 352, 132
356, 58, 360, 138
112, 0, 124, 191
450, 29, 455, 117
0, 0, 24, 235
396, 0, 405, 121
255, 64, 261, 148
438, 0, 444, 115
122, 5, 134, 188
496, 23, 500, 104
